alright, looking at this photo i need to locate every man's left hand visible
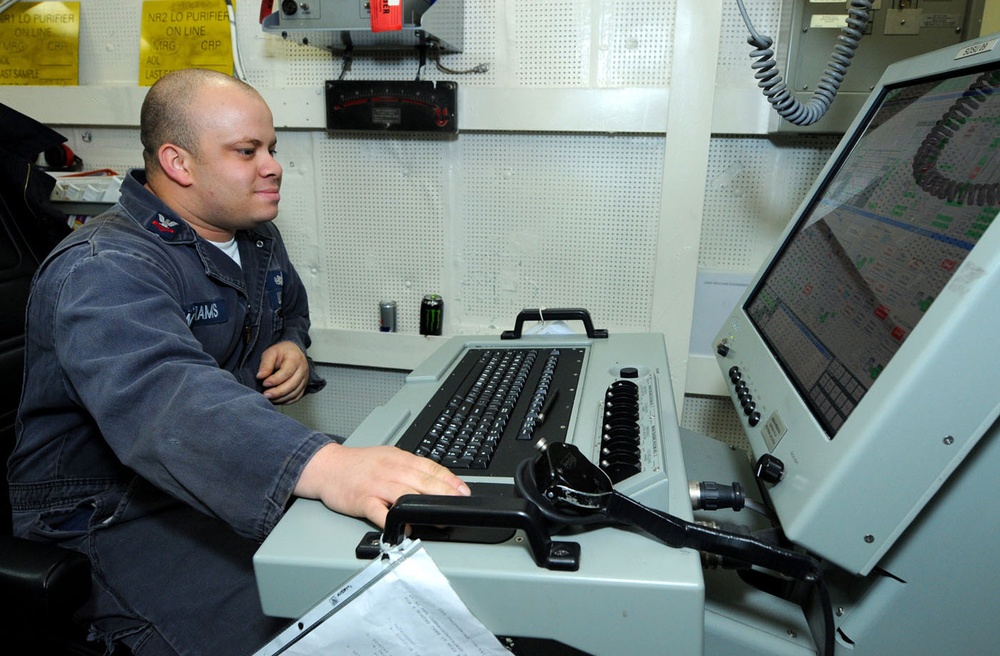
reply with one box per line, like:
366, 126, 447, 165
257, 341, 310, 404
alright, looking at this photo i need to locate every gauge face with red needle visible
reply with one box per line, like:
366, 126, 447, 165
326, 81, 458, 133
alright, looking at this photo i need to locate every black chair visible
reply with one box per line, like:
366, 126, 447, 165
0, 104, 123, 654
0, 198, 105, 656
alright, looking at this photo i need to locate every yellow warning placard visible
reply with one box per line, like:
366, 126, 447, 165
0, 2, 80, 86
139, 0, 234, 86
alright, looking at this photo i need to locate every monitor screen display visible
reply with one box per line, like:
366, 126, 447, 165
745, 65, 1000, 437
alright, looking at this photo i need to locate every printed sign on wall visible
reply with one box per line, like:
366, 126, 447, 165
0, 2, 80, 86
140, 0, 234, 85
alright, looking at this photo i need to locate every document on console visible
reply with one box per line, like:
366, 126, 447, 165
257, 539, 509, 656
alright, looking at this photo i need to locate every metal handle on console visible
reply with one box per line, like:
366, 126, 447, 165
500, 308, 608, 340
380, 494, 581, 571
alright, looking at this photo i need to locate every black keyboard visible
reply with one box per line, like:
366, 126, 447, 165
395, 347, 585, 475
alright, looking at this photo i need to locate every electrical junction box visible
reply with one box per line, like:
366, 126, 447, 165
771, 0, 987, 134
261, 0, 463, 52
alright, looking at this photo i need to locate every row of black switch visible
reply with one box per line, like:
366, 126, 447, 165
728, 365, 762, 427
720, 348, 786, 486
599, 379, 643, 483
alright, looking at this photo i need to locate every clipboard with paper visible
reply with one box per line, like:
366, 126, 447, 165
252, 538, 510, 656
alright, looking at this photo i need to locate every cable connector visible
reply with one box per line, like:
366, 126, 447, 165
689, 480, 746, 512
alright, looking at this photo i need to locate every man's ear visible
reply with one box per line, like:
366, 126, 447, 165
157, 144, 194, 187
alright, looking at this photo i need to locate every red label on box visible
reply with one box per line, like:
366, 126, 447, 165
371, 0, 402, 32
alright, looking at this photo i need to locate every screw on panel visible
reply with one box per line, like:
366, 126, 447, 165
864, 534, 875, 544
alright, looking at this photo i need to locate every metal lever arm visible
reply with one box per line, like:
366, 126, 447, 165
514, 442, 834, 656
603, 491, 819, 582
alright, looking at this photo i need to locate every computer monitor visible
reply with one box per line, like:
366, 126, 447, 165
714, 34, 1000, 575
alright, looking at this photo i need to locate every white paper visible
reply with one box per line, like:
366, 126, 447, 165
255, 540, 509, 656
688, 269, 752, 356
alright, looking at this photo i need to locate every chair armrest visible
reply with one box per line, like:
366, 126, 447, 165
0, 534, 91, 624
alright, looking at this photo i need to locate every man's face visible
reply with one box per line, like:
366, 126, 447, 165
186, 85, 282, 234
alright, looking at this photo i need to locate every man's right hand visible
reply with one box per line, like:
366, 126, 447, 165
293, 443, 472, 528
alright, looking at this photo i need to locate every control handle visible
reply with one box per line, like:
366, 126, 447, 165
501, 308, 608, 340
378, 494, 581, 571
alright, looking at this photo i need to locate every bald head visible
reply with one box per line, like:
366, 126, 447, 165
140, 69, 263, 176
136, 68, 282, 240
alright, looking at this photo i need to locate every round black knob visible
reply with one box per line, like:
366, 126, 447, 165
748, 410, 761, 427
755, 454, 785, 485
620, 367, 639, 378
